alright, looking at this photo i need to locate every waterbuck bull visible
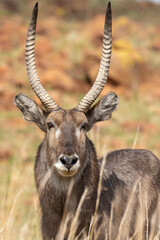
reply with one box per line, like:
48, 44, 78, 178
14, 2, 160, 240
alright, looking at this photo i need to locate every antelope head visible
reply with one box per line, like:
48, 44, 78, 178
14, 2, 119, 178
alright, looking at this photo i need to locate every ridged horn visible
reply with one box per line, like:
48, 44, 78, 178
25, 2, 60, 112
76, 2, 112, 113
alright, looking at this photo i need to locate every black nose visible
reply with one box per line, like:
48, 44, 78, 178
59, 155, 78, 171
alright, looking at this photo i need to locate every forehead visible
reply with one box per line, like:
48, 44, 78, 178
47, 109, 87, 125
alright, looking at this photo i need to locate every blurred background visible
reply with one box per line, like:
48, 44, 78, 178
0, 0, 160, 239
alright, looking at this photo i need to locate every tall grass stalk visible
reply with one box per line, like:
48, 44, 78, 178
88, 154, 106, 240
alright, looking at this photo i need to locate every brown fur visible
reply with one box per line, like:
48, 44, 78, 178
33, 109, 98, 239
34, 110, 160, 240
14, 93, 160, 240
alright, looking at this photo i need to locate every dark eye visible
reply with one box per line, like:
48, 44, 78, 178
47, 122, 55, 130
80, 123, 88, 131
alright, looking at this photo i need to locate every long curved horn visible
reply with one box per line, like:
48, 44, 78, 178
76, 2, 112, 113
25, 2, 60, 112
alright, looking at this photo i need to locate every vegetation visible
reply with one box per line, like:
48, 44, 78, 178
0, 0, 160, 239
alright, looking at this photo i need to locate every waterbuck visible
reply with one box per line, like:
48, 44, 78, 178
14, 2, 160, 240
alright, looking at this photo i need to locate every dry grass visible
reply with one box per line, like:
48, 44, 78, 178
0, 0, 160, 238
40, 164, 160, 240
1, 139, 160, 240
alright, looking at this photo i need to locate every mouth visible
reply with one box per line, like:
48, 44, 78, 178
57, 169, 77, 177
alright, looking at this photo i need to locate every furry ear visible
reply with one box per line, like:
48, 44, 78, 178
86, 92, 119, 130
14, 93, 47, 132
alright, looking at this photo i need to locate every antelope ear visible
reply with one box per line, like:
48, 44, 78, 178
86, 92, 119, 130
14, 93, 47, 132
